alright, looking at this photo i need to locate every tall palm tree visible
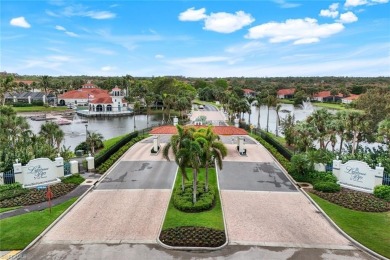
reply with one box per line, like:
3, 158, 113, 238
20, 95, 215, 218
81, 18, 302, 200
133, 101, 141, 130
39, 122, 64, 151
345, 111, 367, 155
163, 125, 196, 191
246, 96, 256, 126
306, 109, 333, 149
40, 75, 51, 101
254, 92, 263, 129
265, 94, 277, 132
334, 111, 348, 153
144, 94, 154, 127
293, 121, 315, 152
275, 104, 282, 136
87, 131, 104, 155
194, 126, 227, 192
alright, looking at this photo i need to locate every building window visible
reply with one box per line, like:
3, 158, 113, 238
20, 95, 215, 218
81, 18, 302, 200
96, 104, 103, 112
107, 105, 112, 111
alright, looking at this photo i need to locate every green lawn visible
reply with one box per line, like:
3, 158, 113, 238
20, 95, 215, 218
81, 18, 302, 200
309, 193, 390, 258
12, 106, 69, 112
0, 198, 77, 250
0, 206, 21, 213
162, 168, 224, 231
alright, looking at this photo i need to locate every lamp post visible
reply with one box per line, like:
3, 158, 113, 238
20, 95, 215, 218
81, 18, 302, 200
85, 124, 88, 142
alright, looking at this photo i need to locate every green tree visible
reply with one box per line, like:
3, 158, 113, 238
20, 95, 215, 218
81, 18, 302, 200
0, 76, 16, 106
39, 121, 64, 151
254, 93, 263, 129
194, 126, 227, 192
377, 119, 390, 156
280, 113, 295, 146
306, 109, 333, 149
275, 104, 282, 137
86, 131, 104, 155
246, 96, 256, 126
265, 94, 277, 132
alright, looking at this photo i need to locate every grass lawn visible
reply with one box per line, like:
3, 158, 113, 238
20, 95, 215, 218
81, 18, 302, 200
0, 198, 77, 250
12, 106, 69, 112
309, 193, 390, 258
162, 168, 224, 231
0, 206, 21, 214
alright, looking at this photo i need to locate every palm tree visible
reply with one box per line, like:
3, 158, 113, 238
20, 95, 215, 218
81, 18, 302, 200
377, 119, 390, 156
265, 94, 277, 132
345, 111, 367, 155
39, 122, 64, 151
144, 94, 154, 127
293, 121, 315, 152
254, 92, 263, 129
275, 104, 282, 137
334, 111, 348, 153
40, 75, 51, 101
0, 76, 16, 106
246, 96, 256, 126
194, 126, 227, 192
306, 109, 333, 149
163, 125, 196, 191
87, 131, 104, 155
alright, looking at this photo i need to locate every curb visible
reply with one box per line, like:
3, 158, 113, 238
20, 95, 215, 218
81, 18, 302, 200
156, 166, 229, 251
247, 136, 387, 260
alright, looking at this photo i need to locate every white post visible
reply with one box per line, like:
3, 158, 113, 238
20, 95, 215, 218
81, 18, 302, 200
70, 160, 79, 174
0, 172, 4, 185
234, 118, 239, 128
13, 160, 23, 184
55, 155, 64, 178
375, 164, 385, 187
153, 136, 159, 153
86, 154, 95, 172
238, 136, 245, 154
42, 95, 46, 104
173, 116, 178, 126
332, 159, 342, 180
28, 96, 31, 104
13, 96, 17, 103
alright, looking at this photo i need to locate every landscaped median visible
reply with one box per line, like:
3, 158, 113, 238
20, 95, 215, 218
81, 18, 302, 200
159, 168, 226, 248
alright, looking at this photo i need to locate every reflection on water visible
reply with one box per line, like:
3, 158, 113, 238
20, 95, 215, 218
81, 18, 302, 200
27, 113, 163, 150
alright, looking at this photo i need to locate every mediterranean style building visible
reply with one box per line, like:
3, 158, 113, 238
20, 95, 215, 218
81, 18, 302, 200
57, 81, 128, 113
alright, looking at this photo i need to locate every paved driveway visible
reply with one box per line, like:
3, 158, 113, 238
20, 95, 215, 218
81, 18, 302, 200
35, 137, 177, 245
218, 137, 353, 249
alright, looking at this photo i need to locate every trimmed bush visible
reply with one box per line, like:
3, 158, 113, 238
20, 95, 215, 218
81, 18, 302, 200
0, 188, 29, 201
374, 185, 390, 202
314, 181, 341, 193
61, 174, 85, 185
309, 171, 338, 184
0, 183, 23, 193
173, 181, 216, 213
160, 226, 225, 247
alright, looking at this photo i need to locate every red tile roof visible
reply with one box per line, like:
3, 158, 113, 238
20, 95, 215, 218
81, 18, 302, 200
112, 87, 121, 91
277, 88, 295, 95
313, 91, 343, 98
58, 88, 108, 99
90, 96, 113, 104
342, 94, 360, 100
150, 125, 248, 135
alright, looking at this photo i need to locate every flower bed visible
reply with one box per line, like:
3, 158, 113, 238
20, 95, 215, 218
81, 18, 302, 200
160, 226, 225, 247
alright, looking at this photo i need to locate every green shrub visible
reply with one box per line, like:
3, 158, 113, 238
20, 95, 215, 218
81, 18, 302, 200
290, 154, 312, 176
314, 181, 341, 193
0, 183, 23, 192
62, 174, 85, 185
173, 181, 216, 213
0, 188, 29, 201
309, 171, 338, 184
373, 185, 390, 202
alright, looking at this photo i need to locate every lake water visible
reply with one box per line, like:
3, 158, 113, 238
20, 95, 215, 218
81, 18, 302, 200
27, 113, 164, 150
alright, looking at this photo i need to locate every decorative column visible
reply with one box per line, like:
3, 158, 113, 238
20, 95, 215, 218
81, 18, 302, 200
13, 159, 23, 185
55, 154, 64, 178
332, 158, 342, 180
238, 136, 245, 155
28, 96, 31, 104
86, 153, 95, 172
375, 164, 385, 186
173, 116, 178, 126
234, 118, 239, 128
70, 160, 79, 174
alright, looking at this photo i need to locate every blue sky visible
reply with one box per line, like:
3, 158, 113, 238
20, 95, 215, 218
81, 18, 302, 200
1, 0, 389, 77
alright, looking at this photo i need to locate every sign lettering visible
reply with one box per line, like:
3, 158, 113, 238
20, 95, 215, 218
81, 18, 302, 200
345, 166, 366, 183
27, 165, 49, 180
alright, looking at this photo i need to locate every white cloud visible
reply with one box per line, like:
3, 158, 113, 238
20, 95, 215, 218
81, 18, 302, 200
371, 0, 389, 3
65, 31, 79, 37
179, 7, 207, 21
101, 66, 116, 71
85, 11, 116, 20
246, 18, 344, 44
345, 0, 368, 6
55, 25, 66, 31
203, 11, 255, 33
46, 10, 60, 17
339, 11, 358, 23
10, 17, 31, 28
155, 54, 165, 59
320, 9, 339, 18
47, 55, 71, 62
273, 0, 301, 8
319, 3, 339, 18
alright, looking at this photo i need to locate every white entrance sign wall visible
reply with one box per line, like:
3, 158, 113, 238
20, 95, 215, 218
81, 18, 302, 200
21, 158, 60, 188
13, 161, 23, 184
333, 159, 384, 193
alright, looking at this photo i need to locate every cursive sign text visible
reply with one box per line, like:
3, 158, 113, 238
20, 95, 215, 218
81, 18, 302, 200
27, 165, 49, 180
345, 166, 366, 183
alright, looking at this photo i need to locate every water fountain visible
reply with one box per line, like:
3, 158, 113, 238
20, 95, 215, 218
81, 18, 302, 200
300, 100, 314, 114
69, 114, 88, 137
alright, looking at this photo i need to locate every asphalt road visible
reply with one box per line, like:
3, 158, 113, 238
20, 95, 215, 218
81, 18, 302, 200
97, 161, 177, 190
218, 161, 297, 192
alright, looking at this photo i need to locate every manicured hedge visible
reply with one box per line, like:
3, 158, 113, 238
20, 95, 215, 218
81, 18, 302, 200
251, 128, 293, 160
96, 135, 148, 174
314, 181, 341, 193
173, 181, 216, 213
374, 185, 390, 202
249, 133, 291, 172
95, 132, 139, 168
